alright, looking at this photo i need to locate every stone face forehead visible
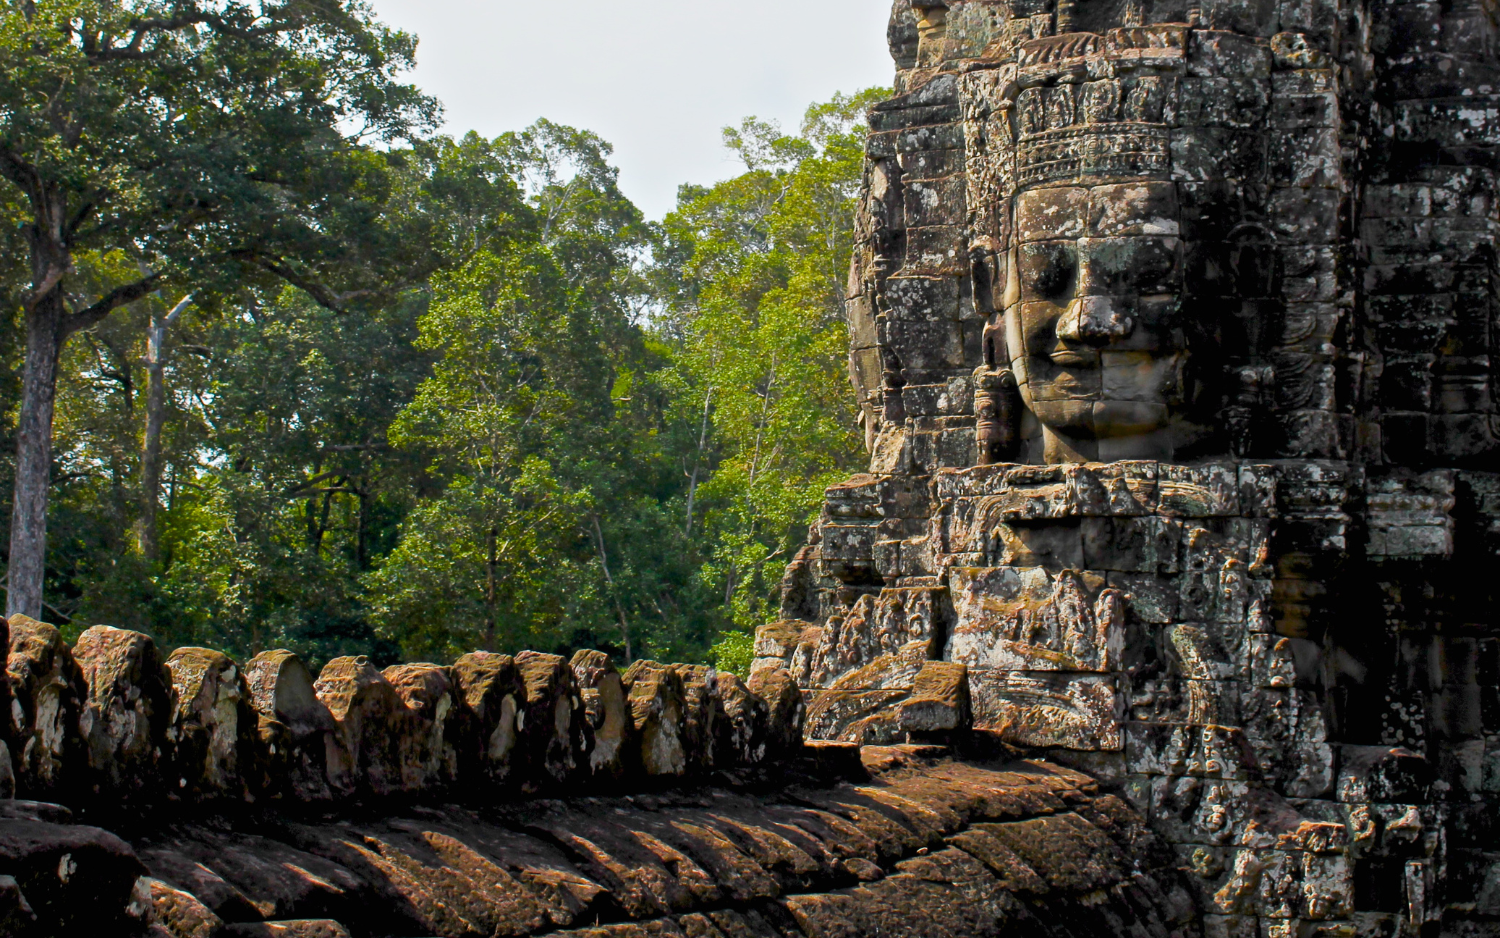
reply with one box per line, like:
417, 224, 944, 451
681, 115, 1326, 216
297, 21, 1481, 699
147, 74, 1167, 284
1015, 183, 1180, 241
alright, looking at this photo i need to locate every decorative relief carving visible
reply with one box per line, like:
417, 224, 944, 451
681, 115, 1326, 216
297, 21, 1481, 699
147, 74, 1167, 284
771, 0, 1500, 932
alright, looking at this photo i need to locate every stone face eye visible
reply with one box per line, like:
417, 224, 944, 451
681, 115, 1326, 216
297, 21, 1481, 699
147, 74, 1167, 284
1019, 242, 1076, 300
1082, 237, 1180, 296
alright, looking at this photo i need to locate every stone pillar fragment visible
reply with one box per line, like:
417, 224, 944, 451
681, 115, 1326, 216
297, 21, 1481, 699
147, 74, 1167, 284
715, 672, 770, 767
569, 650, 631, 781
72, 625, 173, 801
622, 660, 687, 777
450, 652, 522, 791
748, 667, 805, 759
898, 661, 972, 738
5, 614, 85, 801
674, 663, 723, 774
165, 647, 254, 800
244, 649, 343, 800
383, 663, 459, 788
313, 656, 424, 798
513, 651, 589, 788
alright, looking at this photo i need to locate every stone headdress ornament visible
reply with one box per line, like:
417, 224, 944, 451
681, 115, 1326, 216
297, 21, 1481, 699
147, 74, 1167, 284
1003, 27, 1186, 190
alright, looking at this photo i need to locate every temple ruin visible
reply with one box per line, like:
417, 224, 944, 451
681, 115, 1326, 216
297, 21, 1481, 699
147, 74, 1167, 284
2, 0, 1499, 935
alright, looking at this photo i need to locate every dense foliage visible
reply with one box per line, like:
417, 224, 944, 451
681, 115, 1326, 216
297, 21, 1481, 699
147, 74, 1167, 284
0, 3, 883, 670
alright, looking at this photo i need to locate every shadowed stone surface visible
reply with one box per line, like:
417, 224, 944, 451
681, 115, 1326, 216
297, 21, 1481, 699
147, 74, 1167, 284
122, 748, 1193, 938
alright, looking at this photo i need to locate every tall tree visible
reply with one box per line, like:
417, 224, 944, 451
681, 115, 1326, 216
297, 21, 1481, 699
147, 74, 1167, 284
0, 0, 437, 617
652, 90, 885, 649
138, 291, 193, 562
367, 123, 671, 661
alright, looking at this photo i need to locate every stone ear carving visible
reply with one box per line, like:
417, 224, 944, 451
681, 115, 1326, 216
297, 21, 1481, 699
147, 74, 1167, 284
1001, 245, 1020, 311
975, 310, 1020, 464
974, 361, 1020, 464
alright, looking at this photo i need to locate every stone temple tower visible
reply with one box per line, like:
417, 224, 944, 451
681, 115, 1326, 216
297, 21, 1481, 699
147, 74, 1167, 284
758, 0, 1500, 932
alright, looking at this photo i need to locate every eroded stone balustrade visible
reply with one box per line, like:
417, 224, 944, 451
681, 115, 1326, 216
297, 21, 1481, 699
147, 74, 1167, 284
0, 614, 805, 809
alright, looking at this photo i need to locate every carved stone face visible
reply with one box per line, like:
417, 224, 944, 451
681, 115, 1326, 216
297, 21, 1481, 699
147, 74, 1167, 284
1006, 180, 1190, 463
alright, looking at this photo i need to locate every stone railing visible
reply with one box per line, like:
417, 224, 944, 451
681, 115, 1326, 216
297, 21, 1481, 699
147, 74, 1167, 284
0, 614, 807, 810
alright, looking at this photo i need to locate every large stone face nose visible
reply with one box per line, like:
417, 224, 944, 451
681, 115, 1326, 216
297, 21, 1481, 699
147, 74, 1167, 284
1057, 295, 1133, 344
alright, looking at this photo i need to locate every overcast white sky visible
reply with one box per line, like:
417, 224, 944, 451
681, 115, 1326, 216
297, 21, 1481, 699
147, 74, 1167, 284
366, 0, 895, 220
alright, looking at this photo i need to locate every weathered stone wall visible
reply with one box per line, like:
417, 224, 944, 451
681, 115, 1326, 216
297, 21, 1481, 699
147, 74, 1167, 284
764, 1, 1500, 936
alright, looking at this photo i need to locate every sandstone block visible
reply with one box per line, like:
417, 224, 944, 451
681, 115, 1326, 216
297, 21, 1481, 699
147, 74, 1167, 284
947, 567, 1123, 673
314, 656, 424, 797
808, 589, 944, 688
898, 661, 972, 735
165, 647, 254, 800
451, 651, 523, 790
622, 659, 687, 776
514, 650, 589, 787
245, 649, 342, 800
6, 614, 86, 801
570, 650, 631, 781
968, 670, 1122, 751
384, 662, 460, 787
73, 625, 173, 800
746, 667, 804, 757
675, 664, 723, 774
714, 673, 770, 767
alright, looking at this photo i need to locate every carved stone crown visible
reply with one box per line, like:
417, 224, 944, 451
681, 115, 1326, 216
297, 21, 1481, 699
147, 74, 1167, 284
1009, 27, 1186, 188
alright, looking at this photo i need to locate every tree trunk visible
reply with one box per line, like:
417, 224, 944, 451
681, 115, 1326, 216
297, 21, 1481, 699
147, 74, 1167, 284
485, 524, 498, 651
139, 340, 167, 561
590, 514, 633, 663
7, 288, 67, 619
684, 387, 712, 538
138, 296, 190, 563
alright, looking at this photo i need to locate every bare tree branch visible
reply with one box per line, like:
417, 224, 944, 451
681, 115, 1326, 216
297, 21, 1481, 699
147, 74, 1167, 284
65, 274, 164, 335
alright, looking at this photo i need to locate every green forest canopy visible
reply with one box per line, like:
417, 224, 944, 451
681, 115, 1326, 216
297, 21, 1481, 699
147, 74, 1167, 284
0, 1, 887, 674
